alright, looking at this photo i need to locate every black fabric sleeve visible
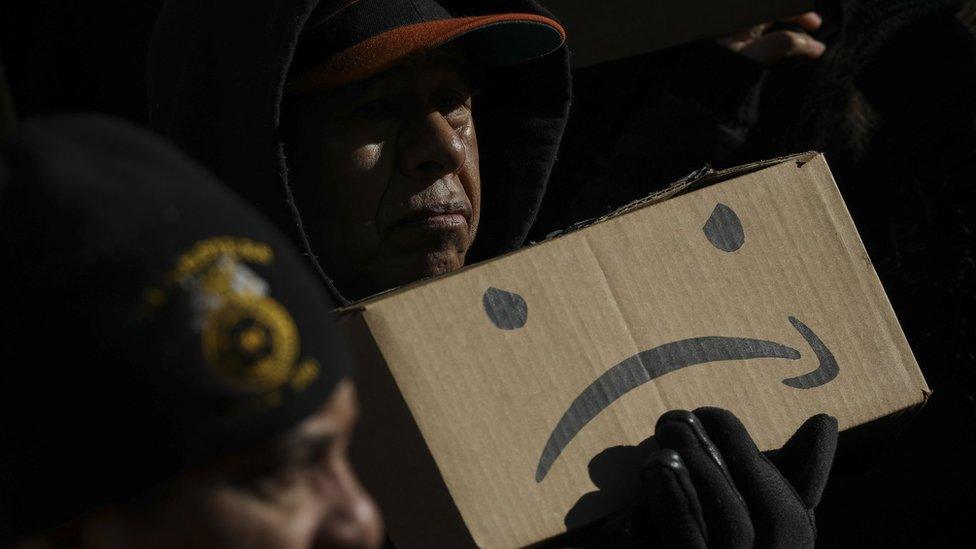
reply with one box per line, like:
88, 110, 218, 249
533, 43, 767, 236
853, 10, 976, 400
651, 42, 769, 131
854, 11, 976, 173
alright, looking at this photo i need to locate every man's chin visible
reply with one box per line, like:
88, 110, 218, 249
371, 249, 468, 290
421, 250, 467, 278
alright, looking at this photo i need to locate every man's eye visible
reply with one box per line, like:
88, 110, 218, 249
434, 93, 470, 114
243, 469, 307, 503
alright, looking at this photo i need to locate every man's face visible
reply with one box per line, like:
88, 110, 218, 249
73, 381, 384, 549
283, 48, 481, 299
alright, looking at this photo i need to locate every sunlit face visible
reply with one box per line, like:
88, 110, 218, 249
52, 381, 384, 549
282, 47, 482, 300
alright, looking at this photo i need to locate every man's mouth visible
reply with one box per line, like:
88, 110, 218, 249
391, 203, 471, 232
535, 316, 838, 482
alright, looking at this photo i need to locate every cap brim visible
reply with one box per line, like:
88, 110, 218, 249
287, 13, 566, 94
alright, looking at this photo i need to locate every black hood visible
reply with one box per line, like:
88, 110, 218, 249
147, 0, 571, 303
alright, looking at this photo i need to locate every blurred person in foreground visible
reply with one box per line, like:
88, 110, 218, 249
0, 115, 383, 548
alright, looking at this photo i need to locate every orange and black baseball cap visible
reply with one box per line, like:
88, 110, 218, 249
287, 0, 566, 93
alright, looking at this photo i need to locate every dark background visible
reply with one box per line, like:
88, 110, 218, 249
3, 1, 975, 546
2, 0, 163, 124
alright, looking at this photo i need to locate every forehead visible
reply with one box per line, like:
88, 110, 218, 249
290, 379, 358, 439
214, 381, 357, 473
282, 46, 480, 122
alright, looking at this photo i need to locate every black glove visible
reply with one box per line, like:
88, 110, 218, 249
633, 408, 838, 548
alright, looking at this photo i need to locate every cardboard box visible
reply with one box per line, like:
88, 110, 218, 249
544, 0, 815, 67
344, 153, 929, 548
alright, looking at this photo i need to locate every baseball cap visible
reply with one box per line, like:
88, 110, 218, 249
287, 0, 566, 93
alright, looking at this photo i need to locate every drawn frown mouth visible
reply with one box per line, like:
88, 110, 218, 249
533, 316, 838, 482
480, 202, 841, 482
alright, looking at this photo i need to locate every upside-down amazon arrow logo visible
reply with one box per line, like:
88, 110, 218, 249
533, 316, 837, 481
481, 203, 841, 483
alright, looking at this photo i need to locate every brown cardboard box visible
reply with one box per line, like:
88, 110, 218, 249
544, 0, 816, 67
344, 153, 929, 548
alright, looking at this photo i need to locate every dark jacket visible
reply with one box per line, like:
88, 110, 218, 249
147, 0, 571, 303
853, 10, 976, 396
532, 42, 767, 239
806, 10, 976, 547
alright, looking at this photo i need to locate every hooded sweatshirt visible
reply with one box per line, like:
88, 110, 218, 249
147, 0, 571, 304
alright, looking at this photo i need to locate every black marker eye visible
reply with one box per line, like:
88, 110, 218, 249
703, 203, 745, 252
483, 287, 528, 330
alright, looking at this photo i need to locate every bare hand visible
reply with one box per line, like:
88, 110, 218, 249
715, 12, 827, 65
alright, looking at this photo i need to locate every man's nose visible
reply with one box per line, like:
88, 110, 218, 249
315, 477, 385, 549
397, 111, 466, 179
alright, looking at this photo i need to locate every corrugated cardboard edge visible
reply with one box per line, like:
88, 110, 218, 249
806, 154, 930, 395
343, 313, 476, 548
339, 153, 821, 316
792, 154, 932, 466
543, 152, 823, 238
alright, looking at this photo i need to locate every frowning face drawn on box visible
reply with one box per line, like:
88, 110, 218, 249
482, 203, 840, 483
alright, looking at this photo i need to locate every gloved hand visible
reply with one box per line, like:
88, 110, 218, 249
632, 408, 838, 548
